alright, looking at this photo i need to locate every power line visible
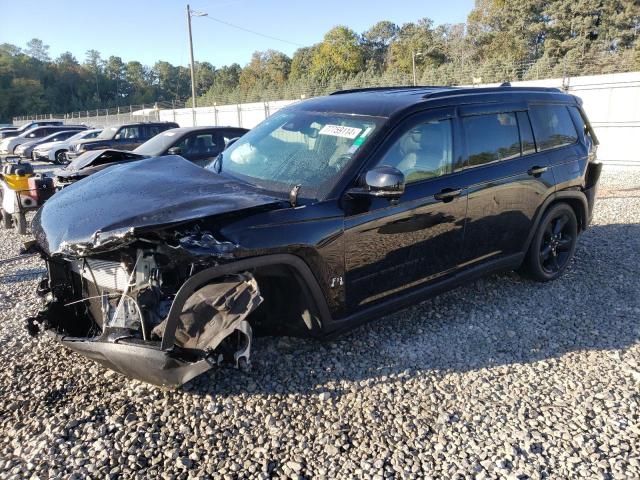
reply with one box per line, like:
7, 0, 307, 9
200, 14, 303, 47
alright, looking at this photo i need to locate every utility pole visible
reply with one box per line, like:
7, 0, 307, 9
186, 4, 197, 125
412, 51, 424, 86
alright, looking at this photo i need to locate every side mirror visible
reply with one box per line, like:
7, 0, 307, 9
347, 165, 405, 199
167, 146, 182, 155
225, 137, 240, 149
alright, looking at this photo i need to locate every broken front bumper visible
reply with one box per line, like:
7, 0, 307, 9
54, 333, 213, 386
27, 266, 260, 387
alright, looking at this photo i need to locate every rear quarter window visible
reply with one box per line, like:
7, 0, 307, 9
462, 112, 521, 167
529, 105, 578, 151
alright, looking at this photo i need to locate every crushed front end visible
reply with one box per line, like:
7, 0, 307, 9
27, 229, 262, 387
23, 155, 288, 386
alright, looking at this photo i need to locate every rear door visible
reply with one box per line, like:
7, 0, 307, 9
459, 106, 556, 265
528, 104, 584, 192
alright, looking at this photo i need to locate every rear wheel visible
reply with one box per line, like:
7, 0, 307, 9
524, 203, 578, 282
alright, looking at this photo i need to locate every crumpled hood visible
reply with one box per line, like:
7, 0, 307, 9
33, 155, 282, 256
60, 149, 146, 174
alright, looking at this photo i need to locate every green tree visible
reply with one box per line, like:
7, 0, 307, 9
362, 21, 399, 72
310, 26, 365, 79
25, 38, 50, 62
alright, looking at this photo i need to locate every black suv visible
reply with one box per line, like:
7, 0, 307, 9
27, 86, 601, 386
66, 121, 179, 159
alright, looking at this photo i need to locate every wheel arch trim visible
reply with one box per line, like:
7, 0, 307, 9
523, 190, 588, 254
160, 253, 333, 351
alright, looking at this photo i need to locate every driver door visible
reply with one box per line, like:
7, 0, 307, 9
343, 108, 468, 312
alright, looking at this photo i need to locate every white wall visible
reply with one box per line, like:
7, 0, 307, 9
160, 71, 640, 167
473, 72, 640, 166
159, 99, 298, 129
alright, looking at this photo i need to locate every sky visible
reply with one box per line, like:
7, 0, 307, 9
0, 0, 475, 68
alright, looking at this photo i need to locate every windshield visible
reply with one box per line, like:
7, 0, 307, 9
206, 109, 381, 199
97, 126, 119, 139
134, 130, 179, 156
41, 130, 78, 142
67, 131, 90, 141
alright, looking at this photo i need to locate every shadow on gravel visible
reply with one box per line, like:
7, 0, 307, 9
179, 222, 640, 398
0, 268, 47, 284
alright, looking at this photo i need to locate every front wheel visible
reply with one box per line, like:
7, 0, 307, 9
523, 203, 578, 282
54, 150, 67, 164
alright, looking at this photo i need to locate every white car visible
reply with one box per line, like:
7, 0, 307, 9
0, 125, 86, 158
32, 129, 102, 164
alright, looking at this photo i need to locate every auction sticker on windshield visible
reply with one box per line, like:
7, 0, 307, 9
319, 125, 362, 139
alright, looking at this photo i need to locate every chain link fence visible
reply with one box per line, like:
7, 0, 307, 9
12, 49, 639, 128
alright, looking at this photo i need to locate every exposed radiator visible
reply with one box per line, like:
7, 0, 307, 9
70, 258, 131, 291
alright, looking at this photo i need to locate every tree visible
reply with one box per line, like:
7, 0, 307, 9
25, 38, 50, 62
196, 62, 216, 96
387, 19, 446, 74
290, 46, 317, 80
310, 26, 365, 79
362, 21, 399, 72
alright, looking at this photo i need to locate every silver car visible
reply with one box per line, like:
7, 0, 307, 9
32, 129, 102, 163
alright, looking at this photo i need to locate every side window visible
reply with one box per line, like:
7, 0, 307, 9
117, 126, 140, 140
176, 133, 220, 158
377, 119, 453, 183
529, 105, 578, 151
517, 111, 536, 155
568, 106, 594, 150
462, 112, 520, 167
145, 125, 163, 139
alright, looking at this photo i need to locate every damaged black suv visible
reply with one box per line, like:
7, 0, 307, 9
27, 86, 601, 386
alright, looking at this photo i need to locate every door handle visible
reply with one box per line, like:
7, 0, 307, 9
528, 165, 549, 176
434, 188, 462, 202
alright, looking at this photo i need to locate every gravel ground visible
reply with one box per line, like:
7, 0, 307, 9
0, 167, 639, 480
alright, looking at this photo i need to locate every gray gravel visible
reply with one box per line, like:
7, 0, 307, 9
1, 166, 639, 479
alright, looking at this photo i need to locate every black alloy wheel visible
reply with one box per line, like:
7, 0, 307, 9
524, 203, 578, 282
55, 150, 67, 164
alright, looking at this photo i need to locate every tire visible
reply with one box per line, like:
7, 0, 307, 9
523, 203, 578, 282
54, 150, 67, 164
15, 212, 27, 235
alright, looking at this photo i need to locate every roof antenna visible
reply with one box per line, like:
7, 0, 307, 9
289, 184, 301, 207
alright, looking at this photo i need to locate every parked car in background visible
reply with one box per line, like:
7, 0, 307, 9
0, 125, 86, 158
27, 86, 601, 386
32, 129, 102, 163
0, 121, 64, 140
65, 122, 179, 160
55, 126, 248, 185
14, 130, 87, 160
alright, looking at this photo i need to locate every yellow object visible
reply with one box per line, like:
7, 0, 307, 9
3, 173, 33, 192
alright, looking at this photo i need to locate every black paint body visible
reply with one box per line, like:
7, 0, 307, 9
29, 86, 601, 385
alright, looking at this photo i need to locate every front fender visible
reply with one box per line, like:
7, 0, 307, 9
159, 254, 333, 351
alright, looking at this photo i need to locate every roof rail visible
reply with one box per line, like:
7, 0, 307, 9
422, 85, 562, 99
330, 85, 453, 95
